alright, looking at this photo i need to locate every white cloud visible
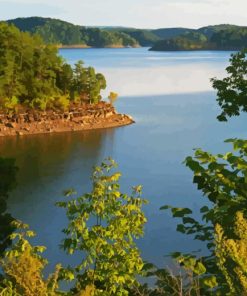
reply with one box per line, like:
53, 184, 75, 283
0, 1, 64, 20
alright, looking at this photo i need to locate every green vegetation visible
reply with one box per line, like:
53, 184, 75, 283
0, 22, 107, 112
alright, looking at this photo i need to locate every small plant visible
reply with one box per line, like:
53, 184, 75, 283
57, 158, 147, 295
108, 92, 118, 105
0, 96, 19, 114
54, 95, 70, 111
29, 97, 55, 111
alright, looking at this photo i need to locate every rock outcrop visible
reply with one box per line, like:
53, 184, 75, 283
0, 102, 134, 137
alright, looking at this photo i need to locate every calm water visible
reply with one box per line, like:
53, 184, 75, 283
0, 48, 246, 272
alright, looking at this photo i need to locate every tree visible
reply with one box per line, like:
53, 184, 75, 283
57, 158, 147, 295
211, 50, 247, 121
56, 63, 73, 95
72, 61, 106, 104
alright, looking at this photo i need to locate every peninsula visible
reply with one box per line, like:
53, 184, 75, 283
0, 22, 134, 137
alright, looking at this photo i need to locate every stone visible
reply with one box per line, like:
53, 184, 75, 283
5, 122, 16, 128
16, 131, 24, 136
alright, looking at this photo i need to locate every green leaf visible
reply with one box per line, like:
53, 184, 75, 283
171, 207, 193, 217
200, 206, 209, 213
201, 275, 218, 288
193, 262, 206, 275
160, 205, 171, 210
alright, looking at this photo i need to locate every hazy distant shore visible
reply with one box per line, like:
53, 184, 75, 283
58, 44, 140, 49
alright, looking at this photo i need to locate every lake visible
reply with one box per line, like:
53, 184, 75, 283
0, 48, 246, 272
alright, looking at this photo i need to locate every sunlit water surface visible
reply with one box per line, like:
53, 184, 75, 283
1, 48, 246, 273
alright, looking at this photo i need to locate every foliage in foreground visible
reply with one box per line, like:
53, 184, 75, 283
57, 158, 147, 295
160, 138, 247, 295
0, 221, 61, 296
0, 159, 147, 295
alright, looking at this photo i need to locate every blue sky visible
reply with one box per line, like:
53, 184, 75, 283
0, 0, 246, 28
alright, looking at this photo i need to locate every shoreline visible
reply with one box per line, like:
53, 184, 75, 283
58, 44, 140, 49
0, 103, 134, 137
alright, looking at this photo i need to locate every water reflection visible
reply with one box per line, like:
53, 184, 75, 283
0, 129, 116, 186
0, 158, 18, 255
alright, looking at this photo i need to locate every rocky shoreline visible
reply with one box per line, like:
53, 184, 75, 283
0, 102, 134, 137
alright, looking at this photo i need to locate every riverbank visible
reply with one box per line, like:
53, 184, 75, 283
0, 102, 134, 137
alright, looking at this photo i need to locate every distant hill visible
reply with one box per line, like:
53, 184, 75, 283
119, 30, 160, 46
6, 17, 139, 48
150, 25, 247, 51
102, 27, 195, 46
198, 24, 245, 38
4, 17, 247, 50
5, 17, 164, 47
152, 27, 195, 39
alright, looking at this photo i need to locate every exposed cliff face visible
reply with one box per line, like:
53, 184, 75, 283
0, 102, 134, 137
